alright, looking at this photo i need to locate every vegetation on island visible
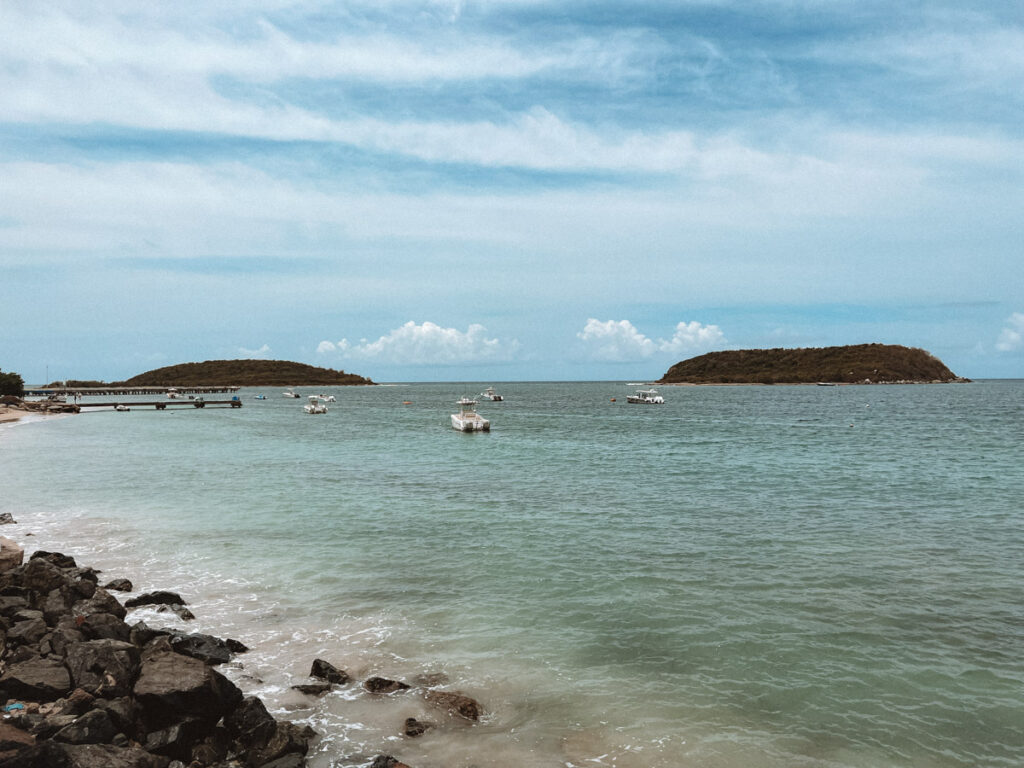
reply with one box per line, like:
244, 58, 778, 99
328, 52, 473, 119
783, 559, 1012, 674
0, 369, 25, 397
659, 344, 961, 385
120, 359, 375, 387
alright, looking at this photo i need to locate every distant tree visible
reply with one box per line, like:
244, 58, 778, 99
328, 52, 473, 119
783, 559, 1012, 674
0, 369, 25, 397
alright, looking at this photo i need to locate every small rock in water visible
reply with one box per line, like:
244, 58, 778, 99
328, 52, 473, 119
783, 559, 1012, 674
103, 577, 134, 592
364, 677, 411, 694
310, 658, 350, 685
403, 717, 432, 737
423, 690, 483, 721
0, 512, 17, 525
124, 590, 188, 608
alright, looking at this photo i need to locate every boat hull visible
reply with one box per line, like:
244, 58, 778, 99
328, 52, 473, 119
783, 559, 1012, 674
451, 414, 490, 431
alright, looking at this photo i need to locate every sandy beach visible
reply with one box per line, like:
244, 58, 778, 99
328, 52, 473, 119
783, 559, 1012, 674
0, 405, 24, 423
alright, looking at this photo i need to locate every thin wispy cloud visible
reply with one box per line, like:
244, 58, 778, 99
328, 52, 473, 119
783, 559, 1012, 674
996, 313, 1024, 352
238, 344, 272, 359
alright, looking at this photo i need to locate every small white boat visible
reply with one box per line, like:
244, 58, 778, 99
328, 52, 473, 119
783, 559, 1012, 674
283, 388, 300, 398
627, 388, 664, 404
480, 387, 504, 401
317, 394, 336, 402
304, 395, 328, 414
114, 404, 130, 412
254, 394, 266, 400
451, 397, 490, 432
166, 387, 179, 399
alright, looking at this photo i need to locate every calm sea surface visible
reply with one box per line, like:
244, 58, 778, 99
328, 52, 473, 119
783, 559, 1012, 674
1, 381, 1022, 767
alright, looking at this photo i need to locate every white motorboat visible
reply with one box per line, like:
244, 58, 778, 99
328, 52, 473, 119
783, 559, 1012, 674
627, 388, 664, 404
254, 394, 267, 400
451, 397, 490, 432
317, 394, 336, 402
114, 404, 130, 412
283, 388, 300, 398
166, 387, 179, 399
304, 396, 328, 414
480, 387, 504, 401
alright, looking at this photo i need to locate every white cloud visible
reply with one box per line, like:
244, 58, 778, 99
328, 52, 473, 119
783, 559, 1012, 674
238, 344, 271, 359
577, 319, 656, 361
319, 321, 516, 364
578, 318, 725, 361
659, 320, 726, 356
996, 312, 1024, 352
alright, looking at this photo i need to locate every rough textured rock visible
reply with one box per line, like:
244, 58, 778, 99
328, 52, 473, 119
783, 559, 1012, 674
133, 641, 242, 729
0, 723, 35, 758
0, 539, 24, 574
309, 658, 349, 685
123, 592, 186, 609
423, 689, 482, 721
102, 579, 133, 593
291, 683, 332, 696
52, 709, 118, 745
363, 677, 410, 695
403, 717, 431, 737
0, 657, 72, 701
167, 632, 235, 666
65, 640, 140, 699
370, 757, 411, 768
0, 514, 16, 526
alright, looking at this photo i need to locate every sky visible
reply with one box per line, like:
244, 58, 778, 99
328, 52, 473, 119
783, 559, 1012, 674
1, 1, 1022, 383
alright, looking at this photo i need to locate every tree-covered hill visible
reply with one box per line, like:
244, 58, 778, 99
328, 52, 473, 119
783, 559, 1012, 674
119, 359, 374, 387
659, 344, 961, 385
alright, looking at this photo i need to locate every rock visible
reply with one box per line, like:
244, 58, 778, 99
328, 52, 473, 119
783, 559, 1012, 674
65, 640, 140, 699
167, 632, 234, 665
0, 741, 173, 767
28, 551, 77, 570
91, 697, 142, 742
142, 718, 212, 761
259, 753, 306, 768
53, 709, 118, 745
78, 613, 131, 642
423, 690, 482, 721
124, 592, 186, 609
290, 683, 332, 696
133, 642, 242, 729
72, 587, 127, 621
223, 696, 277, 748
102, 579, 133, 593
403, 717, 431, 737
363, 677, 410, 695
153, 605, 194, 622
370, 757, 411, 768
0, 595, 29, 617
249, 721, 315, 767
0, 513, 16, 526
0, 538, 25, 574
0, 657, 72, 701
7, 617, 47, 647
309, 659, 349, 685
0, 722, 35, 756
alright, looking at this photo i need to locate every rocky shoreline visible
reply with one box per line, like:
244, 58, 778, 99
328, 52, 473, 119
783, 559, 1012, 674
0, 534, 481, 767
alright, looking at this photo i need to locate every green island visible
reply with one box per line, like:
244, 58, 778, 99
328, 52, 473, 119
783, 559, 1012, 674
53, 359, 374, 388
658, 343, 964, 385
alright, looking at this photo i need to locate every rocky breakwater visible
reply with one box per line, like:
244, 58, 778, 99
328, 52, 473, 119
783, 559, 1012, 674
0, 537, 314, 767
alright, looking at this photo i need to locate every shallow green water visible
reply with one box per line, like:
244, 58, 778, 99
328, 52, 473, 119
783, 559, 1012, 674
2, 381, 1022, 767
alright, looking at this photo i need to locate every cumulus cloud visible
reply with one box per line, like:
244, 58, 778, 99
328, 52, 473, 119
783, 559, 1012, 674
578, 318, 725, 361
238, 343, 271, 359
996, 312, 1024, 352
317, 321, 516, 364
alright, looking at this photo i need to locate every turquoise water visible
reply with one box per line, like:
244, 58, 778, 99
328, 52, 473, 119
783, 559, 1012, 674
2, 382, 1022, 767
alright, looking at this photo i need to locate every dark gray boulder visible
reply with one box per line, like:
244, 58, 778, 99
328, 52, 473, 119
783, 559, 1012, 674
102, 579, 133, 593
123, 592, 186, 609
65, 640, 140, 699
133, 641, 242, 729
363, 677, 410, 694
310, 658, 349, 685
0, 656, 72, 701
52, 709, 117, 745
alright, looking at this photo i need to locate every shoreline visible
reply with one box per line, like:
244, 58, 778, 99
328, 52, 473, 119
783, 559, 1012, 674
0, 529, 479, 768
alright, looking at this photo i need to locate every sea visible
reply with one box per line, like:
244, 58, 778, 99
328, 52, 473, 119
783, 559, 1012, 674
1, 381, 1022, 768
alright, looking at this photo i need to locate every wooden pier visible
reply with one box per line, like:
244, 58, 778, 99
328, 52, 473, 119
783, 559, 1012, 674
25, 386, 240, 397
78, 399, 242, 410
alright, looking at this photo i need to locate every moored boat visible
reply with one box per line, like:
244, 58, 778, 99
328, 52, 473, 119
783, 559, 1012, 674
303, 395, 328, 414
627, 388, 664, 404
480, 386, 504, 401
451, 397, 490, 432
283, 388, 300, 398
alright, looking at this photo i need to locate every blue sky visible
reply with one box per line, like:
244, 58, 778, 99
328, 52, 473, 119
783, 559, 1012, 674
1, 0, 1022, 382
